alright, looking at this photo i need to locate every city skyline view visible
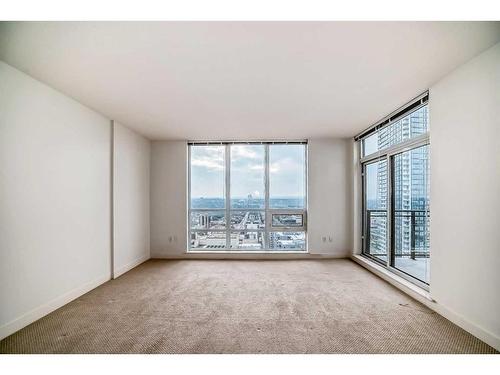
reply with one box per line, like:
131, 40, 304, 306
191, 197, 306, 209
189, 143, 307, 250
190, 144, 306, 199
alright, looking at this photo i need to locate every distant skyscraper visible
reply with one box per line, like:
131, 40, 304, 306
372, 106, 429, 257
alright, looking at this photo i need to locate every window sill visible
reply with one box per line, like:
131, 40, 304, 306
187, 250, 308, 254
351, 254, 433, 302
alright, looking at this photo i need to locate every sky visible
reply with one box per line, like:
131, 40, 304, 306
190, 144, 305, 199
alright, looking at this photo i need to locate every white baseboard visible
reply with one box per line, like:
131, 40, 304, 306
432, 302, 500, 352
0, 273, 110, 341
351, 254, 500, 352
113, 254, 150, 279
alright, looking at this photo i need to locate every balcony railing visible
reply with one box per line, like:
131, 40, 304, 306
365, 209, 430, 260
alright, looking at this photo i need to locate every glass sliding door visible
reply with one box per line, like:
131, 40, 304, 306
362, 159, 388, 263
358, 93, 430, 288
391, 145, 430, 283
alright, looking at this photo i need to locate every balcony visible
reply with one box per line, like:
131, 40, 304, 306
365, 209, 430, 283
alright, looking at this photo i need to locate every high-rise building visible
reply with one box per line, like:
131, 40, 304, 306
371, 106, 429, 258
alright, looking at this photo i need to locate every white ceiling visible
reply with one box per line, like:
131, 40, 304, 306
1, 22, 499, 140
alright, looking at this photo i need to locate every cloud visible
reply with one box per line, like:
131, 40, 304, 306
191, 146, 224, 171
248, 164, 264, 171
231, 145, 262, 161
191, 157, 224, 170
270, 157, 303, 174
190, 145, 305, 197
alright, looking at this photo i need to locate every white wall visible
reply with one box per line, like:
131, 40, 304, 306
113, 122, 151, 278
150, 141, 188, 257
308, 138, 352, 256
150, 139, 352, 258
429, 42, 500, 349
0, 61, 112, 339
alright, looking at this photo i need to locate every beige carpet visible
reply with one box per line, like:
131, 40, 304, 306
0, 259, 497, 354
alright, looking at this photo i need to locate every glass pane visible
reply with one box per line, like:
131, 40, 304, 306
230, 211, 265, 230
190, 231, 226, 249
190, 145, 225, 209
362, 105, 428, 156
269, 144, 306, 209
392, 145, 430, 283
363, 133, 379, 156
230, 145, 265, 209
268, 232, 306, 250
272, 214, 303, 227
363, 159, 388, 262
230, 231, 265, 250
190, 211, 226, 230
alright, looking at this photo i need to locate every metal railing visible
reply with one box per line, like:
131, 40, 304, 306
366, 209, 430, 260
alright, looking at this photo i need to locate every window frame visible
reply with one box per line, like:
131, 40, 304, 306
359, 98, 430, 290
361, 156, 389, 267
188, 142, 308, 252
271, 212, 306, 229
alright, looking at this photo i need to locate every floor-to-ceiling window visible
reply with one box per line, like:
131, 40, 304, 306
358, 93, 430, 286
188, 142, 307, 252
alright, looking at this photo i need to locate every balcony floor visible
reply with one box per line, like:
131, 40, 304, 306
370, 254, 429, 284
394, 257, 429, 284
